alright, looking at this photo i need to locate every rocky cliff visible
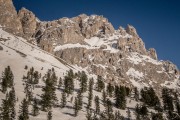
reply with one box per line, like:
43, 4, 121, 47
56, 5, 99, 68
0, 0, 179, 91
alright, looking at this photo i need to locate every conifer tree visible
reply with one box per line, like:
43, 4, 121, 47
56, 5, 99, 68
47, 110, 52, 120
102, 89, 107, 106
80, 71, 88, 93
114, 110, 124, 120
1, 93, 10, 120
77, 90, 83, 110
64, 75, 74, 94
96, 75, 105, 92
107, 83, 114, 97
58, 77, 63, 88
32, 98, 39, 116
105, 99, 114, 120
61, 90, 67, 108
9, 87, 16, 120
94, 96, 100, 114
162, 88, 174, 111
115, 86, 126, 109
134, 87, 139, 101
41, 69, 58, 111
87, 78, 93, 108
24, 81, 33, 103
74, 97, 79, 117
86, 109, 93, 120
18, 98, 29, 120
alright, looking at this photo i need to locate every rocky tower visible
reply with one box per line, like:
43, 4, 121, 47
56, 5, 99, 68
0, 0, 23, 35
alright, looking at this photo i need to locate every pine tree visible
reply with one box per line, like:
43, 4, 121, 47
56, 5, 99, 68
41, 69, 58, 111
134, 87, 139, 101
18, 98, 29, 120
87, 78, 93, 109
32, 98, 39, 116
115, 86, 126, 109
94, 96, 100, 114
114, 110, 124, 120
162, 88, 174, 111
58, 77, 63, 88
105, 99, 114, 120
77, 90, 83, 110
9, 87, 16, 120
61, 90, 67, 108
86, 109, 93, 120
107, 83, 114, 97
102, 89, 107, 106
33, 71, 40, 84
74, 97, 79, 117
80, 71, 88, 93
64, 75, 74, 94
24, 81, 33, 103
1, 66, 14, 93
1, 93, 10, 120
127, 108, 131, 120
47, 110, 52, 120
96, 75, 105, 92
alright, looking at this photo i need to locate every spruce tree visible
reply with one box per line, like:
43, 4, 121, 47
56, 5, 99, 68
47, 110, 52, 120
94, 96, 100, 114
74, 97, 79, 117
80, 71, 88, 93
18, 98, 29, 120
115, 86, 126, 109
105, 99, 114, 120
24, 81, 33, 103
58, 77, 63, 88
162, 88, 174, 111
87, 78, 93, 108
61, 90, 67, 108
32, 98, 39, 116
77, 90, 83, 110
96, 75, 105, 92
134, 87, 139, 101
102, 89, 107, 106
1, 93, 10, 120
114, 110, 124, 120
9, 87, 16, 120
106, 83, 114, 97
86, 109, 93, 120
64, 75, 74, 94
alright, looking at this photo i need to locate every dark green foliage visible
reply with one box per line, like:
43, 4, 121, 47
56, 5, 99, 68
18, 98, 29, 120
64, 70, 74, 94
60, 90, 67, 108
74, 97, 79, 117
151, 112, 164, 120
86, 109, 93, 120
162, 88, 174, 111
77, 90, 83, 110
125, 87, 131, 96
115, 86, 126, 109
135, 104, 148, 119
24, 65, 28, 70
80, 71, 88, 93
9, 87, 16, 119
106, 83, 114, 97
94, 96, 100, 114
96, 75, 105, 92
114, 110, 124, 120
47, 111, 52, 120
41, 69, 58, 111
87, 78, 93, 108
58, 77, 63, 88
1, 94, 10, 120
167, 111, 180, 120
102, 89, 107, 106
134, 87, 139, 101
24, 81, 33, 103
32, 98, 39, 116
105, 99, 114, 120
141, 87, 160, 107
1, 66, 14, 93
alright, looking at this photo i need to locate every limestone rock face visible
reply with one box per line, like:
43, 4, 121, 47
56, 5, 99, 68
18, 8, 37, 39
148, 48, 158, 60
0, 0, 23, 35
126, 24, 138, 37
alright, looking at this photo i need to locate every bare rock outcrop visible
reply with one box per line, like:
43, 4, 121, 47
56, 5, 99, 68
18, 7, 37, 39
0, 0, 23, 35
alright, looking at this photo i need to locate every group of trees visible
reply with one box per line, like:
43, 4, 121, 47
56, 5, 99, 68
1, 65, 180, 120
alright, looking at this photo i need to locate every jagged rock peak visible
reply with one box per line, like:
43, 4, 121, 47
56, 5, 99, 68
0, 0, 23, 35
18, 7, 37, 39
126, 24, 138, 37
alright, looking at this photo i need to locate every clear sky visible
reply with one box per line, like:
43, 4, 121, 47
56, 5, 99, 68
13, 0, 180, 68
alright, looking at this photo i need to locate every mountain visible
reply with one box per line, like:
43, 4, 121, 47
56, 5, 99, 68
0, 0, 180, 120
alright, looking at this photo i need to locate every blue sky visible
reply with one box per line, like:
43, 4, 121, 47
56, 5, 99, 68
14, 0, 180, 68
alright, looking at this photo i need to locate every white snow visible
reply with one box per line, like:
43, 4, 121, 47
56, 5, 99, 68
126, 68, 144, 79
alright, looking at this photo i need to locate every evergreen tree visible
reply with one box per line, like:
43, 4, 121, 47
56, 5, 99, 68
105, 99, 114, 120
9, 87, 16, 120
33, 71, 40, 84
60, 90, 67, 108
77, 90, 83, 110
134, 87, 139, 101
64, 75, 74, 94
41, 69, 58, 111
94, 96, 100, 114
32, 98, 39, 116
58, 77, 63, 88
24, 81, 33, 103
87, 78, 93, 108
80, 71, 88, 93
1, 66, 14, 93
162, 88, 174, 111
74, 97, 79, 117
96, 75, 105, 92
102, 89, 107, 106
18, 98, 29, 120
106, 83, 114, 97
47, 111, 52, 120
1, 93, 10, 120
86, 109, 93, 120
114, 110, 124, 120
151, 112, 164, 120
115, 86, 126, 109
